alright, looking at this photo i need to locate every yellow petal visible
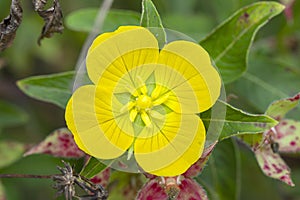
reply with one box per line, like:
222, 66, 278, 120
65, 85, 134, 159
88, 26, 138, 53
150, 119, 205, 176
65, 97, 90, 154
134, 113, 205, 176
130, 108, 138, 122
86, 26, 159, 84
153, 65, 198, 113
158, 41, 221, 112
141, 110, 151, 127
152, 92, 170, 106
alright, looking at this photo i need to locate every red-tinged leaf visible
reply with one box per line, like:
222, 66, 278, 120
0, 141, 25, 169
280, 0, 295, 22
24, 128, 85, 158
177, 179, 208, 200
183, 141, 218, 178
255, 144, 295, 186
136, 178, 168, 200
137, 176, 208, 200
89, 168, 110, 188
239, 133, 263, 151
274, 119, 300, 153
266, 93, 300, 120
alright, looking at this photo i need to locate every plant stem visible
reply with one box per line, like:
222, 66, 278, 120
72, 0, 114, 91
0, 174, 55, 179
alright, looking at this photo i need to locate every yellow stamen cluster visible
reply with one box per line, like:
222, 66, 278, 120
127, 84, 169, 127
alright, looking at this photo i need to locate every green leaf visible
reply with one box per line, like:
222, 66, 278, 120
198, 138, 241, 200
200, 100, 278, 140
200, 2, 285, 83
80, 157, 108, 179
0, 100, 28, 132
65, 9, 140, 33
0, 141, 25, 169
229, 52, 300, 119
17, 71, 75, 108
140, 0, 166, 48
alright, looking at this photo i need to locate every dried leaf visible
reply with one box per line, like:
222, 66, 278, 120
274, 119, 300, 153
33, 0, 64, 45
24, 128, 85, 158
0, 0, 23, 51
254, 144, 295, 186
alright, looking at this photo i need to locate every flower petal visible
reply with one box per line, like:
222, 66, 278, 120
158, 40, 221, 112
86, 26, 159, 84
153, 64, 200, 113
134, 114, 205, 176
65, 85, 134, 159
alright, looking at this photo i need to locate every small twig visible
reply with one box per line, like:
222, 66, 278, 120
0, 174, 55, 179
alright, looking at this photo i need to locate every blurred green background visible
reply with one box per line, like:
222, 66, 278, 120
0, 0, 299, 199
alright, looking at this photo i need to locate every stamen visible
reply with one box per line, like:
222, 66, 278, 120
153, 92, 170, 106
151, 85, 162, 99
141, 110, 151, 126
130, 108, 138, 122
120, 101, 136, 113
137, 76, 148, 95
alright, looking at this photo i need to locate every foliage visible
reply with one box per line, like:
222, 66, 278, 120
1, 0, 300, 199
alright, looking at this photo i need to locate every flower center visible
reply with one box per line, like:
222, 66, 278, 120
136, 95, 152, 110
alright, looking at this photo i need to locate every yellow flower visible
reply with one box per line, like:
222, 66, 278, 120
65, 26, 221, 176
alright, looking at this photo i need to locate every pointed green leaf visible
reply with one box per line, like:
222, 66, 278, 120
80, 157, 108, 179
140, 0, 166, 48
65, 9, 140, 33
200, 100, 278, 140
200, 2, 285, 83
0, 100, 28, 132
17, 71, 76, 108
0, 141, 25, 169
229, 52, 300, 119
